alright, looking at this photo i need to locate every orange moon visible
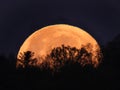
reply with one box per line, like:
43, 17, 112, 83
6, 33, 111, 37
17, 24, 101, 67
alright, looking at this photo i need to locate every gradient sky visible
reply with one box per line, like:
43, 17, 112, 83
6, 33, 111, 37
0, 0, 120, 55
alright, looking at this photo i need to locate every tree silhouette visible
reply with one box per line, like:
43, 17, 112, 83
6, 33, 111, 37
17, 51, 37, 69
39, 44, 102, 72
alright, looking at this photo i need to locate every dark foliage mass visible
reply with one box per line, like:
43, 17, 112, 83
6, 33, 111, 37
17, 44, 102, 72
40, 44, 101, 72
0, 35, 120, 90
17, 51, 37, 68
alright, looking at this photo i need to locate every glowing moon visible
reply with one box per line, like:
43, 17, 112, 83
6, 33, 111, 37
17, 24, 101, 68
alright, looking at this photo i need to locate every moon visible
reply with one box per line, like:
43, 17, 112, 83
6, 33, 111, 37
17, 24, 102, 68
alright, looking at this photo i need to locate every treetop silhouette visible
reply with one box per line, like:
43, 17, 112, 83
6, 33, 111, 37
17, 51, 37, 68
16, 44, 102, 72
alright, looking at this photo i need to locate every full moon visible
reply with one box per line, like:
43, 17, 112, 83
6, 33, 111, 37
17, 24, 102, 69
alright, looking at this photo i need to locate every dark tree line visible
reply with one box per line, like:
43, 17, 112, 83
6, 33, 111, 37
16, 44, 102, 72
0, 34, 120, 90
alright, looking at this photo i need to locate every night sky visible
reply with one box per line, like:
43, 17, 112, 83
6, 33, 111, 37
0, 0, 120, 55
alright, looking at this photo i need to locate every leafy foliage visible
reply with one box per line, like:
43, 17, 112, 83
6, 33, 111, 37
17, 51, 37, 68
40, 44, 102, 72
16, 44, 102, 72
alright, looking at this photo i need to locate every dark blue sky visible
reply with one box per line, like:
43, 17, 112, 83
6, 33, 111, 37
0, 0, 120, 55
